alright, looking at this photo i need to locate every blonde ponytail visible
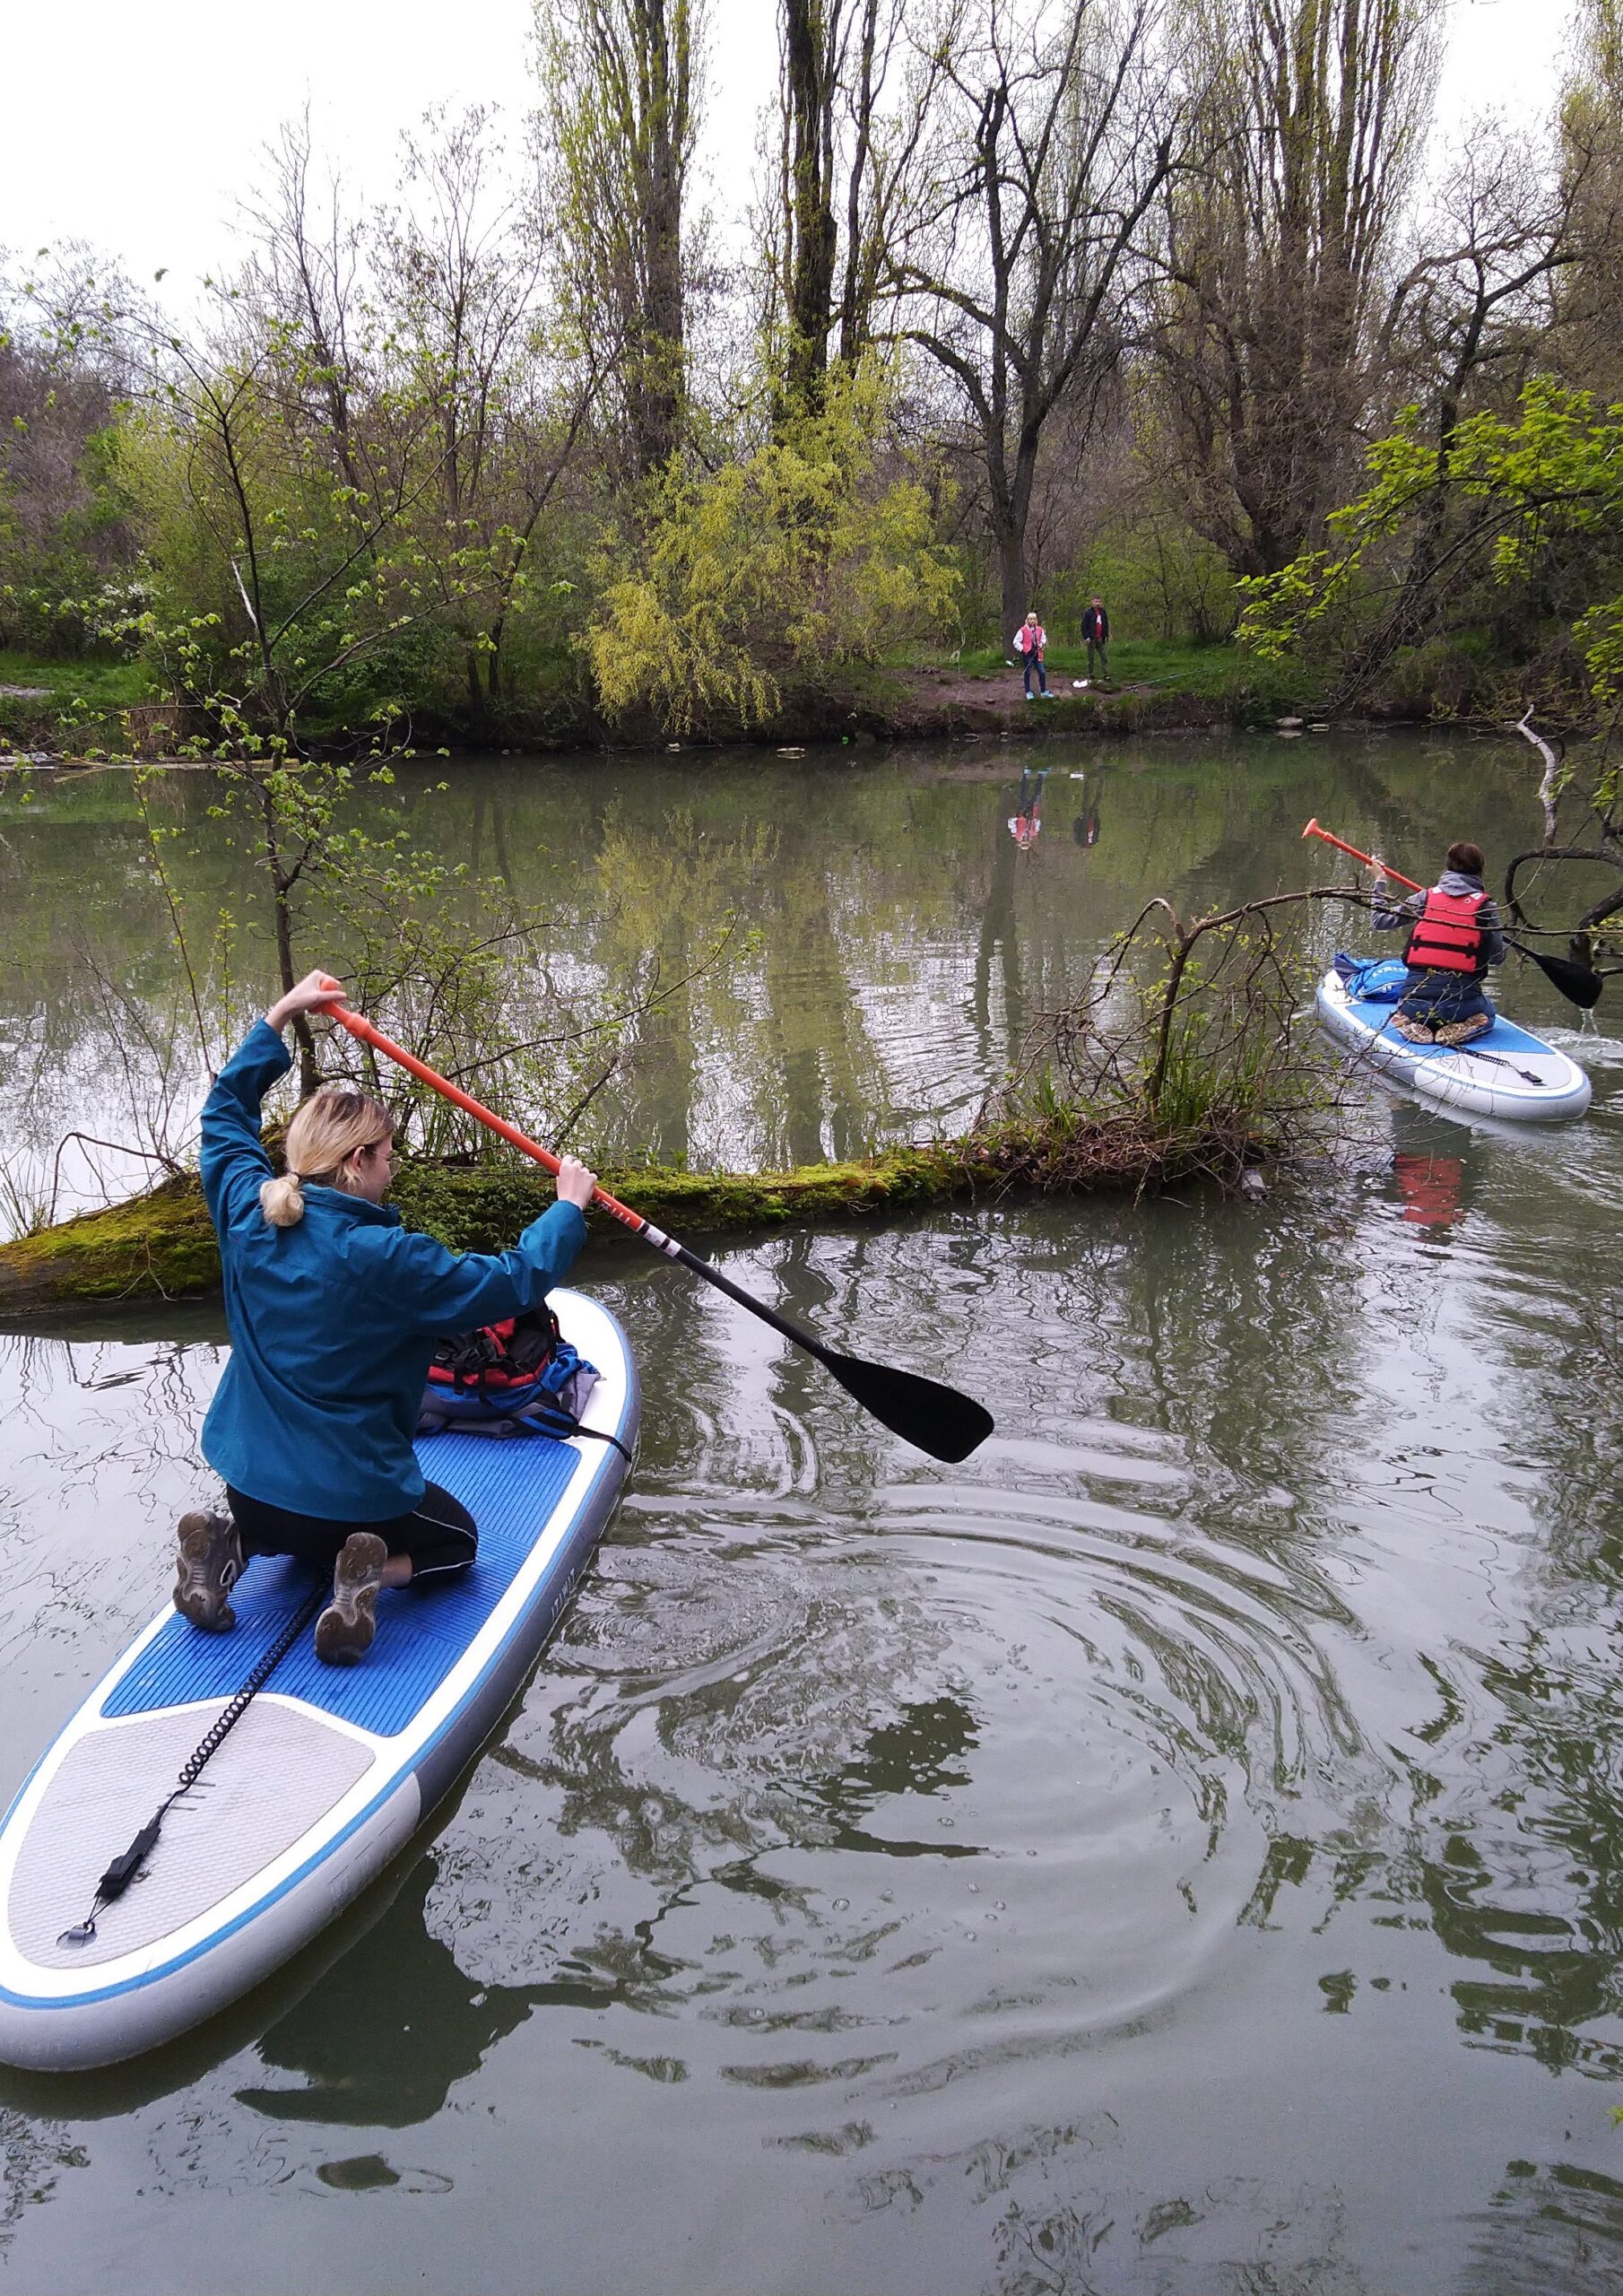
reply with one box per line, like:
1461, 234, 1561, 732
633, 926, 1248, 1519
260, 1085, 395, 1231
259, 1173, 307, 1228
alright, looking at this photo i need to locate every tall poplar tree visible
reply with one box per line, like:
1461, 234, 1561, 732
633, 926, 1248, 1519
537, 0, 707, 476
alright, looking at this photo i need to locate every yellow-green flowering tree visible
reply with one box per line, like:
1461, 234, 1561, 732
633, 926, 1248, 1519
585, 360, 959, 733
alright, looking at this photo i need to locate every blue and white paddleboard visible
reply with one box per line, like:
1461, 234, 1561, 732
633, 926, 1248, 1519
1316, 965, 1592, 1123
0, 1288, 637, 2073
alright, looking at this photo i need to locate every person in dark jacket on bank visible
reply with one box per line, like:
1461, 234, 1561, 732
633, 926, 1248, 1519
1081, 596, 1109, 682
1368, 840, 1506, 1044
172, 968, 596, 1664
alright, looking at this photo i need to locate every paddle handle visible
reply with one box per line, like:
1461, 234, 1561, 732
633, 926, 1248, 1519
1301, 818, 1422, 892
326, 1004, 683, 1258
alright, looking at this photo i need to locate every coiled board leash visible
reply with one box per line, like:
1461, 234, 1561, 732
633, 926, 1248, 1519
58, 1584, 325, 1948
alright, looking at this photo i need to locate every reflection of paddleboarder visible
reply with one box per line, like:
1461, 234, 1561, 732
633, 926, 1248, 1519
239, 1855, 566, 2127
1008, 767, 1047, 848
1389, 1103, 1471, 1232
1393, 1151, 1464, 1231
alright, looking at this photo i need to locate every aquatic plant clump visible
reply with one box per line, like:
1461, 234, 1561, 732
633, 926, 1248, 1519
979, 891, 1349, 1192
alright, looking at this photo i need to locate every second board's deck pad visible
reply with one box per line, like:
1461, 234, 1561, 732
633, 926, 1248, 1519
1315, 968, 1592, 1120
103, 1433, 580, 1738
1341, 991, 1552, 1064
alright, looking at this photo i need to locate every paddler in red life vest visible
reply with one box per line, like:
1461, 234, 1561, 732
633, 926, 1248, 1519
1367, 839, 1506, 1046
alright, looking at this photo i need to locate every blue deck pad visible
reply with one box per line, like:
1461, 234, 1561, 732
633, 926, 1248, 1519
1338, 962, 1549, 1062
1342, 995, 1550, 1061
103, 1432, 582, 1737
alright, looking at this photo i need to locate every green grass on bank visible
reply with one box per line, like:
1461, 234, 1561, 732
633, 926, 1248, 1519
0, 633, 1325, 756
0, 651, 153, 709
947, 635, 1316, 707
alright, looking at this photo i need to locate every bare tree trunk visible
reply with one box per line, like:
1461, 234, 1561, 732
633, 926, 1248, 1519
781, 0, 840, 401
893, 1, 1179, 649
539, 0, 704, 476
638, 0, 688, 467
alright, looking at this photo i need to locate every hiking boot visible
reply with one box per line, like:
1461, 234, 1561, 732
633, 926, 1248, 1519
174, 1509, 244, 1632
315, 1532, 390, 1665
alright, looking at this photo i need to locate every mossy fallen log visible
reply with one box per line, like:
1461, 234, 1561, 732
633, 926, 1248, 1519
0, 1144, 982, 1315
0, 1107, 1280, 1318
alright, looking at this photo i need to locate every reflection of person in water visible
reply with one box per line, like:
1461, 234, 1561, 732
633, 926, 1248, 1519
1393, 1152, 1465, 1231
236, 1856, 571, 2128
1008, 767, 1046, 848
1071, 772, 1100, 848
1390, 1106, 1470, 1232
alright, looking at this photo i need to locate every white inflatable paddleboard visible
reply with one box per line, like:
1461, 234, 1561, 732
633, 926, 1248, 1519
1316, 967, 1592, 1122
0, 1288, 637, 2072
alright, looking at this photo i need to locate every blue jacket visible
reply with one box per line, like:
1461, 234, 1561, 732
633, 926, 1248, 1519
200, 1021, 588, 1521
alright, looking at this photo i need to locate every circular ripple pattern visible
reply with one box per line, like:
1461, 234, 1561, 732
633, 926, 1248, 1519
4, 918, 1623, 2288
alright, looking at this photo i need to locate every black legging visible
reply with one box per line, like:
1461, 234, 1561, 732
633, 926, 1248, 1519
226, 1482, 478, 1582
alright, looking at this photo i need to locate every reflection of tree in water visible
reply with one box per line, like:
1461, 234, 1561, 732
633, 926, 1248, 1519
1390, 1187, 1623, 2083
537, 1674, 984, 1898
1389, 1622, 1623, 2084
812, 1695, 980, 1858
1189, 1136, 1623, 2092
1458, 2159, 1623, 2296
231, 1681, 989, 2135
0, 2113, 87, 2263
853, 2114, 1380, 2296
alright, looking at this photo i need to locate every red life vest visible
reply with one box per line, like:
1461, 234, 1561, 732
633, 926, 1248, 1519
1404, 885, 1486, 975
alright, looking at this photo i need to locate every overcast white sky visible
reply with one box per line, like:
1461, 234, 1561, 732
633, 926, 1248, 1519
0, 0, 1575, 299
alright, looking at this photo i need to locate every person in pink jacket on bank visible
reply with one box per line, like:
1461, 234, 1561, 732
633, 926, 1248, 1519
1014, 611, 1053, 700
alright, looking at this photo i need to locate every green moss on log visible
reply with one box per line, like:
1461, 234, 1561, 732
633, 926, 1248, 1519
0, 1144, 986, 1314
0, 1172, 222, 1308
0, 1104, 1273, 1318
390, 1145, 976, 1254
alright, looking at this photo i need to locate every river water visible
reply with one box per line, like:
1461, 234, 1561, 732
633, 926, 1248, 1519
1, 731, 1621, 2292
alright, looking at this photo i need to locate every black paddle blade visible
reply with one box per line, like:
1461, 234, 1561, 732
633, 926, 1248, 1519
818, 1348, 994, 1463
664, 1239, 994, 1461
1520, 942, 1604, 1010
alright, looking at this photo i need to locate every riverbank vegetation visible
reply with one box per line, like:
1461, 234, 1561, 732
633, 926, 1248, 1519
3, 0, 1620, 755
0, 889, 1338, 1313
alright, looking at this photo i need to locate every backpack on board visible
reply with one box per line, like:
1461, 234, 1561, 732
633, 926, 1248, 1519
418, 1305, 599, 1439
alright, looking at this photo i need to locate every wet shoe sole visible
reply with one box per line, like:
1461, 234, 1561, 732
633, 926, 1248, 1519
174, 1510, 240, 1633
315, 1532, 389, 1665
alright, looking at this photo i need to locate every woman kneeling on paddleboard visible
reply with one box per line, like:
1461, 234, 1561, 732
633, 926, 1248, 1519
1368, 839, 1506, 1045
174, 970, 597, 1665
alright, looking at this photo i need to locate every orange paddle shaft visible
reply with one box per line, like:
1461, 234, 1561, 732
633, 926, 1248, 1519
326, 1004, 681, 1257
1300, 817, 1421, 892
